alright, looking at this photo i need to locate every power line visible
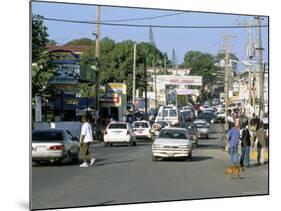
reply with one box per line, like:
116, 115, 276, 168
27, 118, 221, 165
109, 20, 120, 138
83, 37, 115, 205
38, 17, 268, 29
101, 12, 185, 23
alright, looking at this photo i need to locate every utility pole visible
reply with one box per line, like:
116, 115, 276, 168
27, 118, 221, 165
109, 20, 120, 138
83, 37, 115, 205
95, 5, 100, 123
247, 19, 254, 107
256, 16, 264, 119
224, 34, 230, 129
144, 58, 148, 117
153, 59, 157, 108
132, 43, 137, 105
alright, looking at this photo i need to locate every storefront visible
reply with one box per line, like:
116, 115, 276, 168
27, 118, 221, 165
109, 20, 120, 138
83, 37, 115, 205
100, 83, 127, 126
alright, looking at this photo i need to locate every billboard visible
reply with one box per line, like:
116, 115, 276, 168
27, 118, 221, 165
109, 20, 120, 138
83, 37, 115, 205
157, 75, 202, 86
176, 89, 200, 96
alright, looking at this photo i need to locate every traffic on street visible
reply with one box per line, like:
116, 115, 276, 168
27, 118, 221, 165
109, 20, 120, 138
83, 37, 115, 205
31, 2, 269, 210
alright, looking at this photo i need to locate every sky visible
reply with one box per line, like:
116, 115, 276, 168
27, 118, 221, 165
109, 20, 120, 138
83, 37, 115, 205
31, 1, 269, 71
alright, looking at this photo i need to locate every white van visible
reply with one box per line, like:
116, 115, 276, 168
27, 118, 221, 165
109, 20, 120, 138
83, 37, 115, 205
155, 105, 180, 126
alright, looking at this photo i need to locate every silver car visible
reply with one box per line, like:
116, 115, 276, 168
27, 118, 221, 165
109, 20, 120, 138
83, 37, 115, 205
152, 128, 193, 161
32, 129, 80, 164
193, 119, 210, 139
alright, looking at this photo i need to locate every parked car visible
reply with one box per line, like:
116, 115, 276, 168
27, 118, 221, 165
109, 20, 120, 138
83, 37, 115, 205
32, 129, 80, 164
104, 122, 136, 147
197, 111, 217, 123
132, 120, 153, 141
152, 120, 171, 136
180, 122, 199, 146
152, 128, 193, 161
193, 119, 210, 139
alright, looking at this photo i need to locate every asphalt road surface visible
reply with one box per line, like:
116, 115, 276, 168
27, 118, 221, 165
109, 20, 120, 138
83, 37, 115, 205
31, 123, 269, 210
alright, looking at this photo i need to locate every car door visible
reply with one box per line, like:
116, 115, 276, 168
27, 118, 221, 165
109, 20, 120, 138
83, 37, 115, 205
65, 131, 76, 155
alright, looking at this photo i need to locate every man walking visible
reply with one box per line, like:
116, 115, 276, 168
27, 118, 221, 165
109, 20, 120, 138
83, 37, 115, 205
253, 122, 267, 165
240, 122, 251, 167
79, 115, 96, 167
228, 122, 240, 166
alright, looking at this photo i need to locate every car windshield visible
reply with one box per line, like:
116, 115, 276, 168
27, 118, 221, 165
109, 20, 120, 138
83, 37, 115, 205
133, 122, 149, 128
32, 131, 64, 142
158, 129, 187, 139
108, 123, 127, 129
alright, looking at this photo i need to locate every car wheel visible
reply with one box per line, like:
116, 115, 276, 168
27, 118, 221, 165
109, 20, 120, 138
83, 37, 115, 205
72, 152, 80, 164
109, 143, 113, 147
152, 156, 157, 161
206, 135, 209, 139
104, 142, 109, 147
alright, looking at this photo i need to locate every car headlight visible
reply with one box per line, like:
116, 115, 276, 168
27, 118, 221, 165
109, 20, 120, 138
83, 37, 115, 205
179, 145, 188, 149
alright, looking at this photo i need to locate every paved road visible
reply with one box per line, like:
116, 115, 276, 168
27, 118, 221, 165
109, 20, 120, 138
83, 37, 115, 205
31, 123, 268, 210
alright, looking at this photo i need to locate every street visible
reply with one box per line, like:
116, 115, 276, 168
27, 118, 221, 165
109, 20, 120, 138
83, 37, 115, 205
31, 123, 268, 210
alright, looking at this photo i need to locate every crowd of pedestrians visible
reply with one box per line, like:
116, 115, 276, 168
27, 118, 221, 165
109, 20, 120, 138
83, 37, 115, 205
227, 110, 268, 168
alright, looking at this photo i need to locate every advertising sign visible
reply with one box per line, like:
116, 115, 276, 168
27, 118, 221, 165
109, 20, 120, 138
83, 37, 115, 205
107, 83, 127, 96
35, 96, 42, 122
176, 89, 200, 96
157, 75, 202, 86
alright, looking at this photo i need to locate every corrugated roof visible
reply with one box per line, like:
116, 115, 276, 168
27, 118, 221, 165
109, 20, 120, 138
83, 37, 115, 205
46, 45, 91, 53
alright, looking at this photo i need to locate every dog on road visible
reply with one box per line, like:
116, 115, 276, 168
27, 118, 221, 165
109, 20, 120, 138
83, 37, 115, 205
225, 165, 245, 179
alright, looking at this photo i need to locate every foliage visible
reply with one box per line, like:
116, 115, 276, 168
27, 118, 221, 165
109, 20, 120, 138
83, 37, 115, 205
65, 38, 95, 46
32, 15, 55, 100
79, 38, 167, 99
183, 51, 217, 85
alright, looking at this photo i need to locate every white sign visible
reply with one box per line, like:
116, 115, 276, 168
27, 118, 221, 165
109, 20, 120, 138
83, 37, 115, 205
176, 89, 200, 96
157, 75, 202, 86
35, 96, 42, 122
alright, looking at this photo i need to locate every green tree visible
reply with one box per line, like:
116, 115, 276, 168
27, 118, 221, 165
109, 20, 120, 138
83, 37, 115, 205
183, 50, 217, 85
32, 15, 55, 100
78, 38, 169, 99
65, 38, 95, 46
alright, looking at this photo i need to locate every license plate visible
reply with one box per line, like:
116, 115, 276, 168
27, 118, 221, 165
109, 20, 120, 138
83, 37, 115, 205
37, 146, 46, 151
113, 131, 122, 133
137, 131, 143, 134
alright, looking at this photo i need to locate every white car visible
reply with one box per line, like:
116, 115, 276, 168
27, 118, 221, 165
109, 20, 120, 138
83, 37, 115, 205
32, 129, 80, 164
152, 128, 193, 161
104, 122, 136, 147
155, 105, 180, 126
132, 120, 153, 141
193, 119, 210, 139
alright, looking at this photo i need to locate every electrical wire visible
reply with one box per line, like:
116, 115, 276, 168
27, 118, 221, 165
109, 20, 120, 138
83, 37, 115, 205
100, 12, 185, 23
38, 17, 268, 29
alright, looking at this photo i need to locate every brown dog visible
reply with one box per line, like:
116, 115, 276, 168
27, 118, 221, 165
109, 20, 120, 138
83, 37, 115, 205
225, 165, 245, 179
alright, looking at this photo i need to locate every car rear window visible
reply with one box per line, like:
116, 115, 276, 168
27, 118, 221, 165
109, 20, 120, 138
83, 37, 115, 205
108, 123, 127, 129
158, 129, 187, 139
169, 109, 177, 117
133, 122, 149, 128
32, 131, 64, 141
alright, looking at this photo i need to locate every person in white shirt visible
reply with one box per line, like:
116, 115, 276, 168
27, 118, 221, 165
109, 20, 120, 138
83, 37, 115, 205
79, 115, 96, 167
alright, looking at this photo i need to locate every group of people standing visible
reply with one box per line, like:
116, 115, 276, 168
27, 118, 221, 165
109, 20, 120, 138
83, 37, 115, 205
227, 113, 268, 168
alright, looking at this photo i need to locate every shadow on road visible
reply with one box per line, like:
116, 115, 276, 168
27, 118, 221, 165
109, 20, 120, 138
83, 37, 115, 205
191, 156, 213, 162
160, 156, 213, 162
